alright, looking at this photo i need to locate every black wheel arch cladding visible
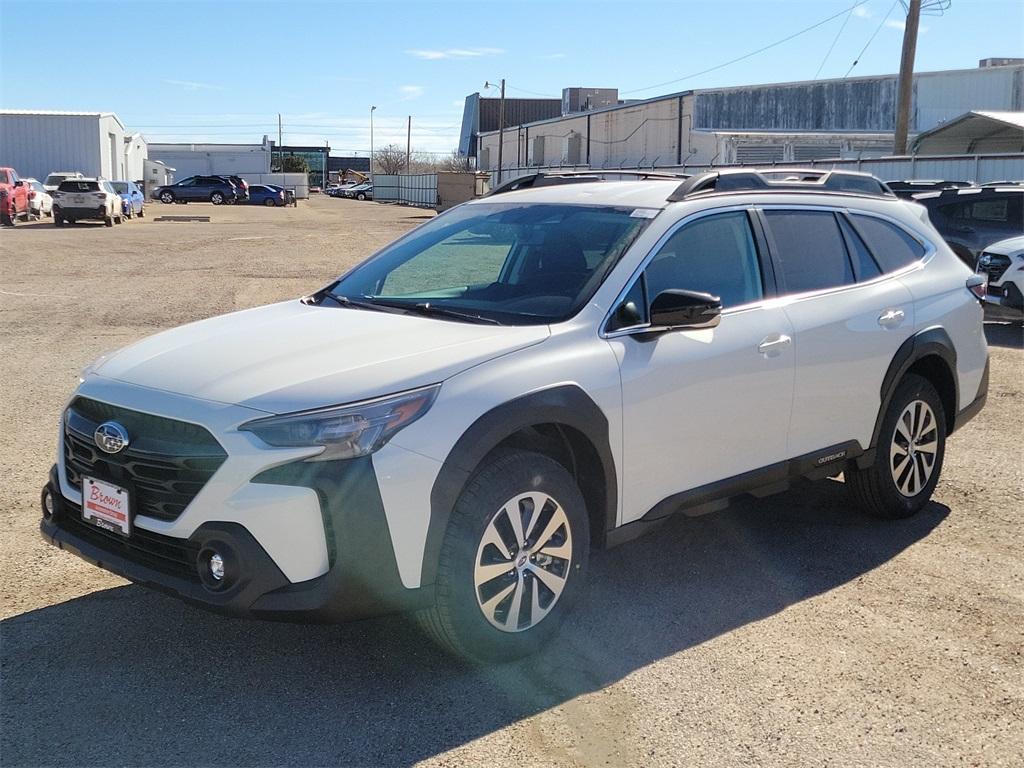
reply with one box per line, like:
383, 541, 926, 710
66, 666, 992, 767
422, 384, 617, 587
871, 326, 959, 452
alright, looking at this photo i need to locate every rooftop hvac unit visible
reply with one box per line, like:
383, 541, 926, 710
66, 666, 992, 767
562, 88, 619, 115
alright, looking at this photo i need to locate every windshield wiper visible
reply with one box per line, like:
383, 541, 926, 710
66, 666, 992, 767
316, 292, 401, 314
366, 298, 501, 325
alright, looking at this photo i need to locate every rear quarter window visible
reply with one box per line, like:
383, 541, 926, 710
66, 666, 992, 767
848, 214, 926, 272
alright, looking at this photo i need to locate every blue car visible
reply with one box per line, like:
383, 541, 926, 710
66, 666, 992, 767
247, 184, 285, 206
111, 181, 145, 218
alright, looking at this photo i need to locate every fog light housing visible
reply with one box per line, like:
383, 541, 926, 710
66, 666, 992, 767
41, 488, 55, 518
209, 553, 225, 581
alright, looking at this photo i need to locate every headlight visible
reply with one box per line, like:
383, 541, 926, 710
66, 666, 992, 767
239, 385, 440, 461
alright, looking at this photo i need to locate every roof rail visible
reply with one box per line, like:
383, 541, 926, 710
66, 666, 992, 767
487, 169, 690, 197
667, 168, 894, 202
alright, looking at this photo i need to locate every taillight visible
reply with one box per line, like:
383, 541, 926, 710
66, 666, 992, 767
966, 274, 987, 301
279, 191, 284, 199
28, 190, 36, 199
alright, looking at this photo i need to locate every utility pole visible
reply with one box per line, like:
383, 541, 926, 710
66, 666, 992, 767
485, 79, 506, 184
894, 0, 921, 155
369, 105, 376, 182
406, 115, 411, 172
323, 139, 328, 189
277, 113, 283, 172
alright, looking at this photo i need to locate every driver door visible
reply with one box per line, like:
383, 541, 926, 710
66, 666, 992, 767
607, 209, 796, 524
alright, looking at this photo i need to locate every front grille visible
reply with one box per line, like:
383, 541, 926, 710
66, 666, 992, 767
63, 397, 227, 522
978, 252, 1012, 283
57, 499, 201, 581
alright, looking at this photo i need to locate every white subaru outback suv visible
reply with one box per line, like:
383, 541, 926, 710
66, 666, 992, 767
41, 169, 989, 660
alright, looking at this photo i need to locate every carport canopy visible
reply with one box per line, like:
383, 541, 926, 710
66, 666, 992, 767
913, 111, 1024, 155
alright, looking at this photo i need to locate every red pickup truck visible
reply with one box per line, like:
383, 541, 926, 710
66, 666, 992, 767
0, 166, 31, 226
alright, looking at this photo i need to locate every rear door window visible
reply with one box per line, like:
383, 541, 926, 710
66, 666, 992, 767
763, 210, 854, 294
848, 214, 925, 272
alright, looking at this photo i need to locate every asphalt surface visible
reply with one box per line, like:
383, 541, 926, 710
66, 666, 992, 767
1, 196, 1022, 767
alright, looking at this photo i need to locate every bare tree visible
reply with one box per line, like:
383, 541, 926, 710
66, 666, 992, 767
373, 144, 407, 175
443, 150, 474, 173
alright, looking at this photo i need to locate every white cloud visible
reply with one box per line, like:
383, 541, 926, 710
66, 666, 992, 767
853, 5, 872, 18
884, 18, 906, 30
399, 85, 425, 100
162, 78, 224, 92
405, 47, 504, 60
541, 52, 567, 60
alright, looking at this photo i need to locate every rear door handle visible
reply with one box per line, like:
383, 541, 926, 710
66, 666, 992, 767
757, 334, 792, 355
878, 309, 906, 328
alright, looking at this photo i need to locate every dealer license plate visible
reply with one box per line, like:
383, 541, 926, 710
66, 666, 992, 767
82, 476, 131, 537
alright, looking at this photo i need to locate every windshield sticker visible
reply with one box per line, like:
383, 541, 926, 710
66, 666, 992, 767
630, 208, 659, 219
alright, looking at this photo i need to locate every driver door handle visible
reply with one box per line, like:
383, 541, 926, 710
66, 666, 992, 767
757, 334, 792, 355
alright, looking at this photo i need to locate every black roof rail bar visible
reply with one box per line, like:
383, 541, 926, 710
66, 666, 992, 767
486, 173, 602, 196
487, 169, 693, 197
667, 168, 895, 202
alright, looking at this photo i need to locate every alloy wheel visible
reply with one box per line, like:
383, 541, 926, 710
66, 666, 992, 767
473, 491, 573, 633
890, 399, 939, 497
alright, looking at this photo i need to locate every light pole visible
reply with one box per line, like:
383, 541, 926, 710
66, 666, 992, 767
323, 139, 328, 188
369, 105, 377, 183
484, 79, 505, 184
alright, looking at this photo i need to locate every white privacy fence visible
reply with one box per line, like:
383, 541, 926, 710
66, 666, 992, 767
492, 153, 1024, 186
373, 174, 438, 206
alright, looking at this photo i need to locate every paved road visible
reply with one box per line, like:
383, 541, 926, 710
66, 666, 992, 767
1, 198, 1021, 766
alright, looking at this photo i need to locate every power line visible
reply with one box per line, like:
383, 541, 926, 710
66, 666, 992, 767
814, 2, 856, 79
620, 0, 870, 95
504, 84, 560, 99
844, 0, 900, 77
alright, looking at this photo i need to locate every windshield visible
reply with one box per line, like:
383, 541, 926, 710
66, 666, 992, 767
110, 182, 128, 194
329, 202, 654, 325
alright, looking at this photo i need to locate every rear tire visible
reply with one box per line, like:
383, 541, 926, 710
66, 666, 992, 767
104, 215, 114, 227
418, 450, 590, 662
54, 215, 64, 227
210, 192, 225, 205
847, 374, 946, 519
160, 191, 174, 204
264, 197, 276, 207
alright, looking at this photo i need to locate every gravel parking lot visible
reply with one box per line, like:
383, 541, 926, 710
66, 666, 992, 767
1, 195, 1021, 767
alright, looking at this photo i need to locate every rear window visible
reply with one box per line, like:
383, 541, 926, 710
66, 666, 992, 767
764, 210, 854, 294
0, 171, 8, 184
110, 182, 128, 194
848, 214, 925, 272
59, 181, 100, 192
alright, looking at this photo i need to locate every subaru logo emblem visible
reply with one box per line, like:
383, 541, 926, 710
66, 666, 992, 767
94, 421, 130, 454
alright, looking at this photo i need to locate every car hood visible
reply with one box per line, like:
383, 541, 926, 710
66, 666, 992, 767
91, 300, 550, 414
985, 235, 1024, 257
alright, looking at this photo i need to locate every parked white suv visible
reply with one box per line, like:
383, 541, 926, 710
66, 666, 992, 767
976, 235, 1024, 323
41, 169, 989, 660
52, 178, 123, 227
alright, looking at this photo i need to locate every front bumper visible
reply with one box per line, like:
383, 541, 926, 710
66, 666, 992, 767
41, 452, 430, 621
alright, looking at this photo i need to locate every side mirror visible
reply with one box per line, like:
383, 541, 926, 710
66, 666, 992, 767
649, 289, 722, 331
13, 180, 23, 187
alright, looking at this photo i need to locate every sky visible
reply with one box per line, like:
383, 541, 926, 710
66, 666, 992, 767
1, 0, 1021, 157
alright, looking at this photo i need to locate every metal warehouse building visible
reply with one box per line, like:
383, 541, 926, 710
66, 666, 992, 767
0, 110, 139, 181
472, 62, 1024, 175
147, 139, 272, 178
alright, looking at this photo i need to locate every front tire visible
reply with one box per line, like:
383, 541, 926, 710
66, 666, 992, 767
356, 192, 366, 201
419, 450, 590, 662
847, 373, 946, 519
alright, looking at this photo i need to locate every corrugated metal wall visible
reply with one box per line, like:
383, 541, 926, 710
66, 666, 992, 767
0, 114, 104, 180
147, 145, 271, 178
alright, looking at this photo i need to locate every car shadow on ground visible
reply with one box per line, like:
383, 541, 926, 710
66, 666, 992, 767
984, 321, 1023, 349
1, 480, 946, 767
